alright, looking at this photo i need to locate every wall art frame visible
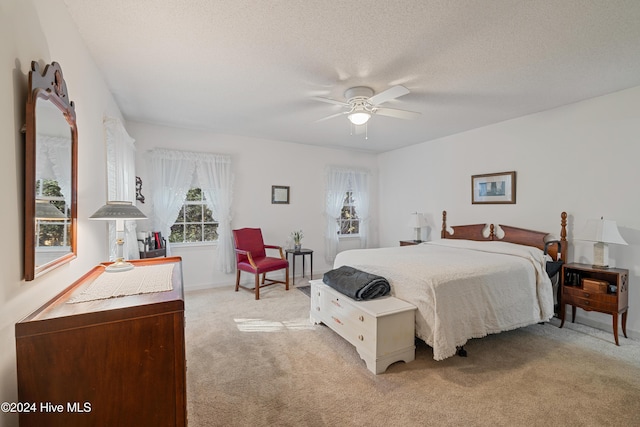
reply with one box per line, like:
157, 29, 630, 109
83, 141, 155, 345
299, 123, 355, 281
271, 185, 290, 204
471, 171, 516, 204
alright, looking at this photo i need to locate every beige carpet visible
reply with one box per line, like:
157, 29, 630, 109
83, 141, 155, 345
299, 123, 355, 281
185, 284, 640, 427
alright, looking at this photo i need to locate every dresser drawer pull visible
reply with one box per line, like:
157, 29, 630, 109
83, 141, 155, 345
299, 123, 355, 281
331, 316, 343, 325
584, 300, 590, 306
358, 335, 364, 341
583, 292, 591, 298
358, 315, 364, 322
331, 300, 342, 308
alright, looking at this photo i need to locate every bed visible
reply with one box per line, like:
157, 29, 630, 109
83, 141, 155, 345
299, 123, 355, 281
332, 211, 567, 361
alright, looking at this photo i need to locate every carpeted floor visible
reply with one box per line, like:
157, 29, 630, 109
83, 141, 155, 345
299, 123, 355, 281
184, 284, 640, 427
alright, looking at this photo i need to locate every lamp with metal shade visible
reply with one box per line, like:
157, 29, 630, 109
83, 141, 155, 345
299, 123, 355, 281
35, 199, 66, 220
89, 201, 147, 272
578, 217, 627, 269
408, 212, 428, 242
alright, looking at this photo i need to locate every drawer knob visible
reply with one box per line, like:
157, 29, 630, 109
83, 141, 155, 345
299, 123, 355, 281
358, 335, 364, 341
358, 315, 364, 322
584, 293, 590, 297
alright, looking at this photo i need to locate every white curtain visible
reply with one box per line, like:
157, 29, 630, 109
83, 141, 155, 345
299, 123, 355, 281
351, 170, 370, 249
196, 154, 235, 273
325, 167, 370, 263
105, 117, 140, 261
149, 148, 234, 269
149, 149, 197, 256
36, 135, 72, 206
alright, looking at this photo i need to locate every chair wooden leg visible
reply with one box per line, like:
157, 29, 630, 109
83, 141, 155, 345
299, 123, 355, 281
285, 267, 289, 290
254, 274, 260, 300
235, 270, 241, 292
261, 273, 266, 285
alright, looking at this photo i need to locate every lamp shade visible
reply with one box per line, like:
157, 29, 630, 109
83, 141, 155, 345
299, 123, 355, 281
35, 199, 66, 220
578, 218, 627, 245
408, 212, 427, 228
89, 201, 147, 221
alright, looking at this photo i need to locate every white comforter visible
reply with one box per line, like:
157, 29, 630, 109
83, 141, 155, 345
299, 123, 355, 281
333, 239, 554, 360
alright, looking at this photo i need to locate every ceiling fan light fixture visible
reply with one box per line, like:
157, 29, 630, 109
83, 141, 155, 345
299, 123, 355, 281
348, 111, 371, 125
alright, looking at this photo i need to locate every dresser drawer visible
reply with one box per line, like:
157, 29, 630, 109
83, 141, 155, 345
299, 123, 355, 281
322, 290, 376, 352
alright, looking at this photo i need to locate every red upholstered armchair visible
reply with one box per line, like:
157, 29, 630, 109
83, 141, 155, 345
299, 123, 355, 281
232, 228, 289, 300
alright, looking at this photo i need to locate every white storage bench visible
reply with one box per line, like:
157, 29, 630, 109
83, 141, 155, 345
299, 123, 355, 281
309, 279, 417, 374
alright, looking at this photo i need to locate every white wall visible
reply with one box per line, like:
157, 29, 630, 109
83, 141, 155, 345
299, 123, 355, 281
126, 121, 379, 290
378, 86, 640, 338
1, 1, 122, 424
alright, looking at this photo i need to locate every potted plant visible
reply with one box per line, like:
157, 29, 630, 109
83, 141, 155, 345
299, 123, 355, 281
291, 230, 303, 251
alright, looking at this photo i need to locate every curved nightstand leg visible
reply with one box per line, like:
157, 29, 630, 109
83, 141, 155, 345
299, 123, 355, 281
613, 314, 620, 346
622, 310, 628, 338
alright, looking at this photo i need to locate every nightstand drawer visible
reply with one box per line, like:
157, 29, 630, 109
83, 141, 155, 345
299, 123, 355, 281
563, 286, 616, 303
564, 294, 617, 312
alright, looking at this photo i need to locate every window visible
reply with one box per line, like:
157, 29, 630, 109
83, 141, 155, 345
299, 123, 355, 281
339, 191, 359, 235
36, 179, 70, 248
169, 188, 218, 243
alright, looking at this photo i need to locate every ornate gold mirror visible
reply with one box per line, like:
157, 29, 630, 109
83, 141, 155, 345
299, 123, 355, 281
24, 61, 77, 281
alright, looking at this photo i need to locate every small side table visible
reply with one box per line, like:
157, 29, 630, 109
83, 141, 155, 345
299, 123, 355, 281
400, 240, 423, 246
560, 263, 629, 345
140, 248, 166, 259
286, 248, 313, 284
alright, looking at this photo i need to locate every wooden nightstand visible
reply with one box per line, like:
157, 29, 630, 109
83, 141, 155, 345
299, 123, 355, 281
399, 240, 423, 246
559, 263, 629, 345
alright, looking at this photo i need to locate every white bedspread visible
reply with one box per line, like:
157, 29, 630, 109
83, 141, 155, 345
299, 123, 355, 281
333, 239, 554, 360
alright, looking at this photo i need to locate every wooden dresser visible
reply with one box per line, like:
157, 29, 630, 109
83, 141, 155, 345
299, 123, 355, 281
15, 257, 186, 427
309, 279, 416, 374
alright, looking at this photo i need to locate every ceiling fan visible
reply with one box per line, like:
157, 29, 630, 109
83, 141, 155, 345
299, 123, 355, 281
312, 85, 420, 125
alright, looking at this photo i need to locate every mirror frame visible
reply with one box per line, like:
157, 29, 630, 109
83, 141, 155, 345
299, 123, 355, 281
24, 61, 78, 281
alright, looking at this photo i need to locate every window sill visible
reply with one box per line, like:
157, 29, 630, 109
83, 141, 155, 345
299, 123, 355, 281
338, 235, 361, 240
169, 241, 218, 249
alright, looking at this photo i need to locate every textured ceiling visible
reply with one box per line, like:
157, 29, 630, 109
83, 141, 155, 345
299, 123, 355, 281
63, 0, 640, 153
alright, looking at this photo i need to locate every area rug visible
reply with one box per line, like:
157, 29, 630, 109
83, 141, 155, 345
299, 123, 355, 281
296, 285, 311, 297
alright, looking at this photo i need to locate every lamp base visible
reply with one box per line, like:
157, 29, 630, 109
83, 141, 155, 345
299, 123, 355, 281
592, 242, 610, 270
105, 259, 134, 273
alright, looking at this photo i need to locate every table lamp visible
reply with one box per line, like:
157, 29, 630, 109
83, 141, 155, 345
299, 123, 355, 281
408, 212, 427, 242
578, 217, 627, 269
35, 199, 66, 220
90, 201, 147, 272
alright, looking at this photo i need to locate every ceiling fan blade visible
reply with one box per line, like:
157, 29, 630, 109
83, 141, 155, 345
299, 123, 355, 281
368, 85, 410, 105
374, 107, 421, 120
311, 96, 350, 107
315, 111, 347, 123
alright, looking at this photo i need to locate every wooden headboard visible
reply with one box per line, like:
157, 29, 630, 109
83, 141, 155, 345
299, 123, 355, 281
441, 210, 567, 262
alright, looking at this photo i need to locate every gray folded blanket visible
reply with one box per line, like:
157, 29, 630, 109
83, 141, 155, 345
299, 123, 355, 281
322, 266, 390, 301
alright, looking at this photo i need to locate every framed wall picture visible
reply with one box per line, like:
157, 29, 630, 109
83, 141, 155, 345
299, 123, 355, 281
271, 185, 290, 204
471, 171, 516, 204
